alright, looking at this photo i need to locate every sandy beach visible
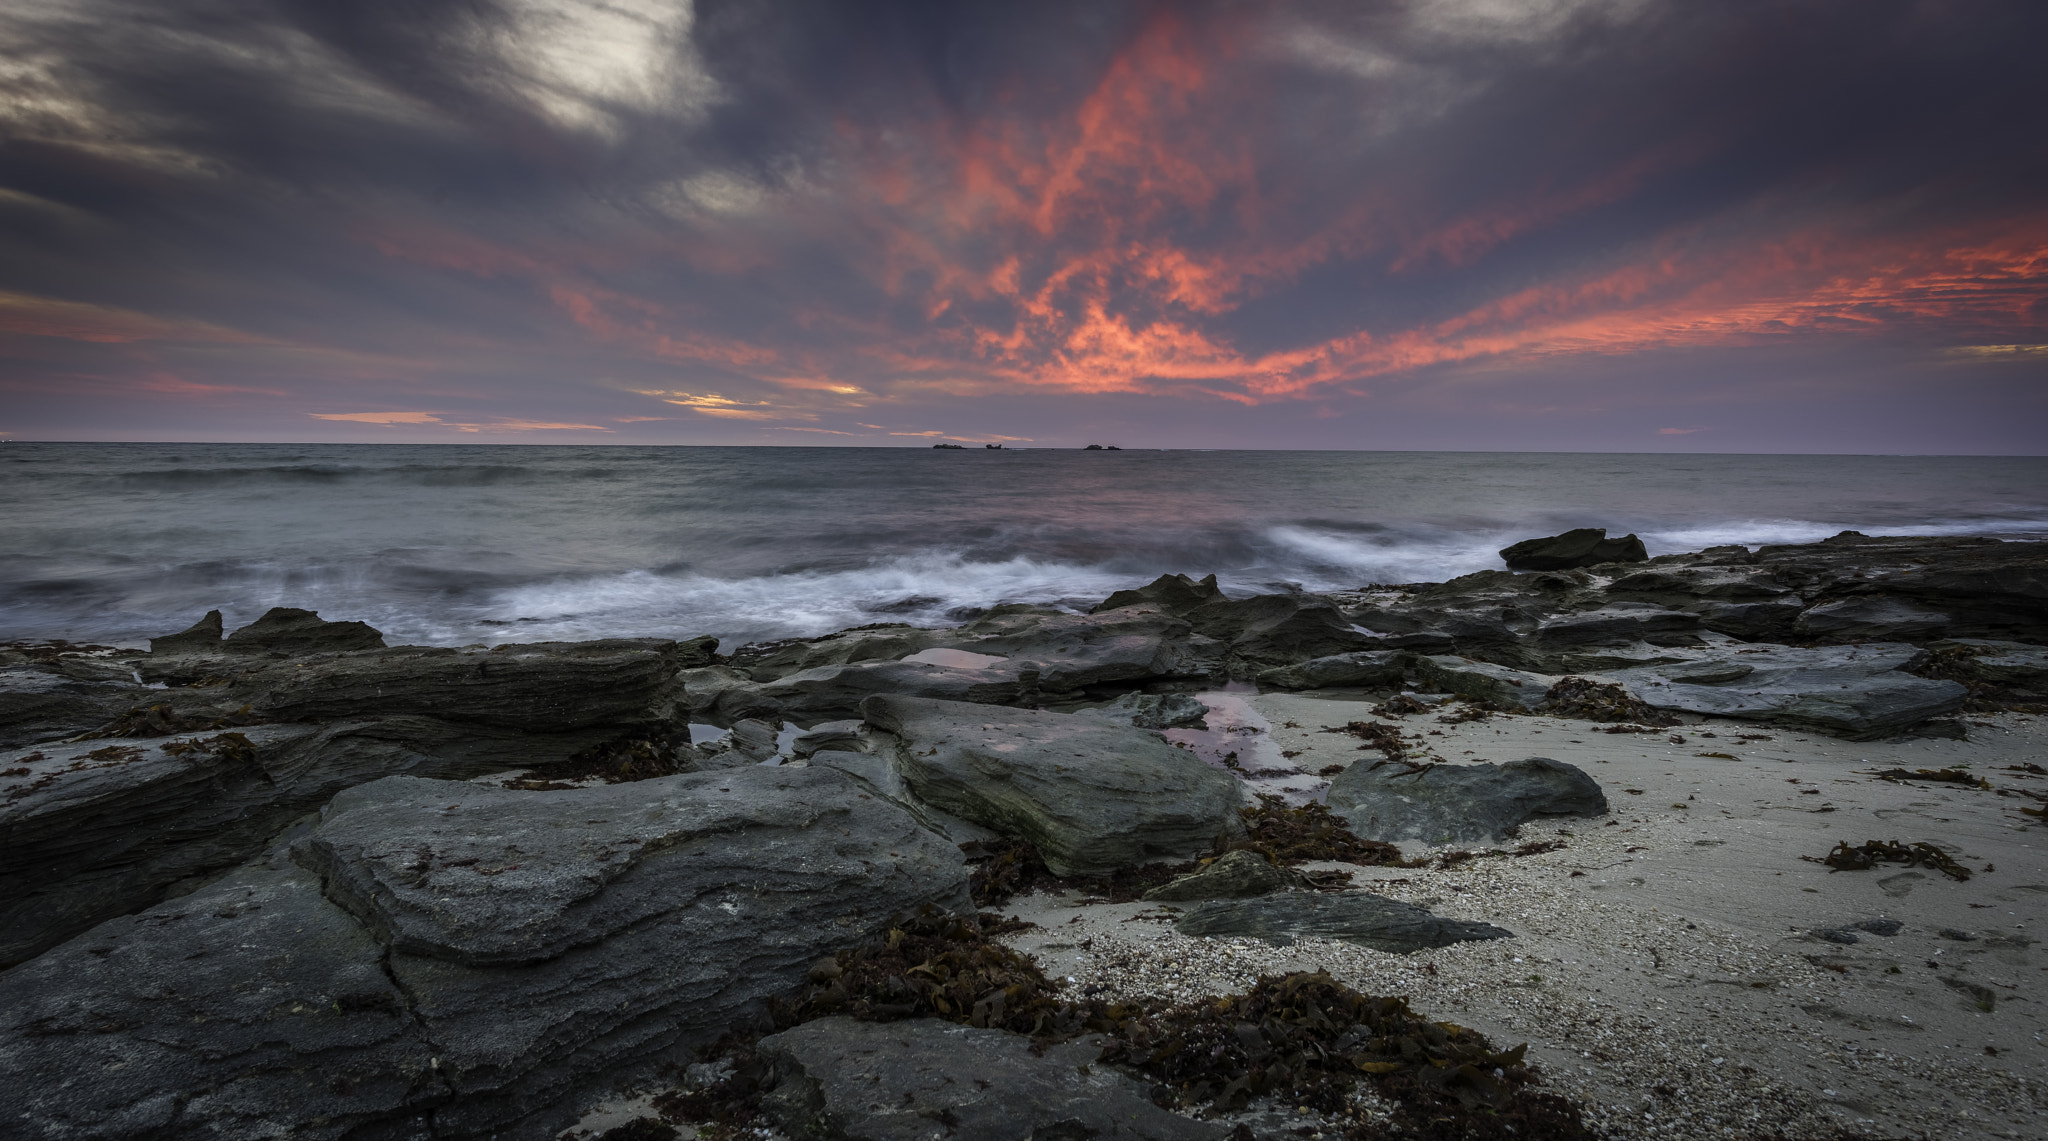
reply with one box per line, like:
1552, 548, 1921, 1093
990, 698, 2046, 1140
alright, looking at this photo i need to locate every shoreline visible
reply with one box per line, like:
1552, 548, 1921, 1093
4, 530, 2045, 1140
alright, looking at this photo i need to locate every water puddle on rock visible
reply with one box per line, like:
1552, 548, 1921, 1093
1164, 685, 1329, 805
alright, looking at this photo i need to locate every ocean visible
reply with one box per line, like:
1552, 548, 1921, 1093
3, 443, 2044, 650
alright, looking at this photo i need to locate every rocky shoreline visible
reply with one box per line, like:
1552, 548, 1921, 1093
2, 530, 2044, 1140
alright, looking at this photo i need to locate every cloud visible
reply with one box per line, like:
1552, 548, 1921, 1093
1656, 426, 1707, 435
1, 1, 2044, 449
309, 411, 444, 424
307, 411, 607, 431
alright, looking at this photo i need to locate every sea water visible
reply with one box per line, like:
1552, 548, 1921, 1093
3, 443, 2043, 649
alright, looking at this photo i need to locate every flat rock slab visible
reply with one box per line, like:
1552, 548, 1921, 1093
1143, 849, 1307, 901
0, 767, 970, 1140
1256, 649, 1410, 691
1603, 642, 1966, 739
1175, 891, 1514, 952
1325, 756, 1609, 845
1409, 656, 1556, 709
758, 1016, 1228, 1141
862, 694, 1242, 877
714, 659, 1029, 724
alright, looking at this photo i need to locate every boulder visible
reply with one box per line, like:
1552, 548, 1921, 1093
946, 607, 1213, 693
148, 609, 224, 655
0, 715, 597, 970
247, 638, 687, 732
1604, 643, 1967, 739
1256, 649, 1410, 691
861, 695, 1243, 877
1091, 572, 1229, 616
1142, 850, 1308, 901
712, 659, 1030, 725
1183, 593, 1379, 671
1175, 892, 1514, 952
1499, 528, 1648, 571
730, 625, 942, 682
1408, 657, 1557, 710
1693, 599, 1805, 642
1795, 596, 1951, 644
1531, 604, 1701, 650
1079, 691, 1211, 730
0, 767, 969, 1140
0, 664, 150, 750
223, 606, 385, 655
757, 1017, 1227, 1141
1325, 757, 1609, 845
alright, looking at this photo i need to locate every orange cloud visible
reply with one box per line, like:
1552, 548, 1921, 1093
310, 410, 443, 424
0, 291, 265, 345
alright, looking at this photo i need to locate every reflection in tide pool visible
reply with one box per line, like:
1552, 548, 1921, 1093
1163, 687, 1328, 806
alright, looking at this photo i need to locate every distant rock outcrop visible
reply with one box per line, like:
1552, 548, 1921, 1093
1499, 528, 1649, 571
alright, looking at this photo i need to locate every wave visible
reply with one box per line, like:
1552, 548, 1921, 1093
101, 463, 625, 490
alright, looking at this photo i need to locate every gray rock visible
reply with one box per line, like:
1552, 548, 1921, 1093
949, 607, 1213, 693
248, 638, 687, 732
1175, 891, 1514, 951
1604, 643, 1966, 739
1796, 597, 1951, 644
148, 609, 224, 655
223, 606, 386, 656
1972, 647, 2048, 688
1326, 756, 1609, 844
1408, 656, 1557, 710
1091, 572, 1229, 616
732, 625, 943, 682
1256, 649, 1410, 691
1500, 528, 1648, 571
1693, 599, 1805, 641
713, 659, 1030, 725
1532, 604, 1701, 650
861, 695, 1242, 877
0, 665, 150, 749
0, 767, 970, 1140
1081, 691, 1212, 729
789, 719, 865, 758
1185, 593, 1379, 671
1142, 850, 1308, 901
0, 715, 590, 970
757, 1017, 1227, 1141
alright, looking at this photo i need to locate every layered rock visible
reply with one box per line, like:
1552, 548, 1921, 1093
1325, 756, 1609, 845
861, 694, 1243, 876
758, 1017, 1227, 1141
1175, 891, 1515, 951
0, 767, 968, 1139
1607, 643, 1967, 738
1499, 528, 1648, 571
711, 659, 1031, 725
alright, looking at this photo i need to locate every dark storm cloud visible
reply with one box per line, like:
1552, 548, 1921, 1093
0, 1, 2043, 448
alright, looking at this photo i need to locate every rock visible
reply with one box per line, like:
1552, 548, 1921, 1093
676, 633, 720, 668
1080, 691, 1211, 730
1604, 643, 1967, 739
223, 606, 386, 655
789, 719, 865, 758
1142, 850, 1308, 901
756, 1017, 1227, 1141
1969, 646, 2048, 688
148, 609, 224, 655
1810, 918, 1905, 944
0, 715, 592, 970
1746, 534, 2047, 643
248, 638, 687, 732
1532, 604, 1701, 650
1091, 572, 1228, 615
1693, 599, 1805, 641
712, 659, 1030, 725
1256, 649, 1410, 691
725, 717, 782, 762
0, 665, 150, 750
1795, 596, 1951, 644
0, 767, 969, 1140
730, 625, 943, 682
1408, 656, 1557, 710
1175, 891, 1514, 951
861, 695, 1242, 877
1325, 756, 1609, 844
1183, 593, 1379, 671
680, 664, 755, 717
1499, 528, 1648, 571
948, 607, 1213, 693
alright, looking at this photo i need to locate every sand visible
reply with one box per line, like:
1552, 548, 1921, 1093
997, 696, 2048, 1140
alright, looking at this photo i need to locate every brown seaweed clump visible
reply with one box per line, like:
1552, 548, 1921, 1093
1538, 677, 1678, 726
1323, 719, 1413, 760
1868, 767, 1991, 789
1809, 839, 1972, 881
501, 732, 690, 790
1225, 793, 1416, 870
962, 839, 1199, 907
1370, 694, 1432, 718
1907, 645, 2048, 714
80, 702, 262, 740
664, 911, 1592, 1141
158, 731, 259, 766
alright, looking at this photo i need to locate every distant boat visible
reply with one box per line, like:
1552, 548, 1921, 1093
932, 443, 965, 449
984, 443, 1003, 449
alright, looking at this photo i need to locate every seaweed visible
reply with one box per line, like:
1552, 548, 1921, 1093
1868, 767, 1991, 789
664, 911, 1590, 1140
1226, 793, 1417, 869
1807, 840, 1972, 881
1537, 677, 1678, 726
79, 702, 262, 739
1370, 694, 1432, 718
1322, 720, 1412, 761
1434, 840, 1568, 870
962, 839, 1198, 907
1907, 645, 2048, 713
503, 732, 690, 789
158, 731, 259, 766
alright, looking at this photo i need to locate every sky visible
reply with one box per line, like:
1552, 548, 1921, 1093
1, 0, 2044, 452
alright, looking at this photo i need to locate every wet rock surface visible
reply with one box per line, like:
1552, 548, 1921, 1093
1142, 849, 1309, 901
0, 767, 968, 1140
1607, 643, 1967, 738
861, 694, 1242, 876
756, 1016, 1228, 1141
1175, 890, 1515, 951
1325, 756, 1609, 844
1499, 527, 1649, 571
